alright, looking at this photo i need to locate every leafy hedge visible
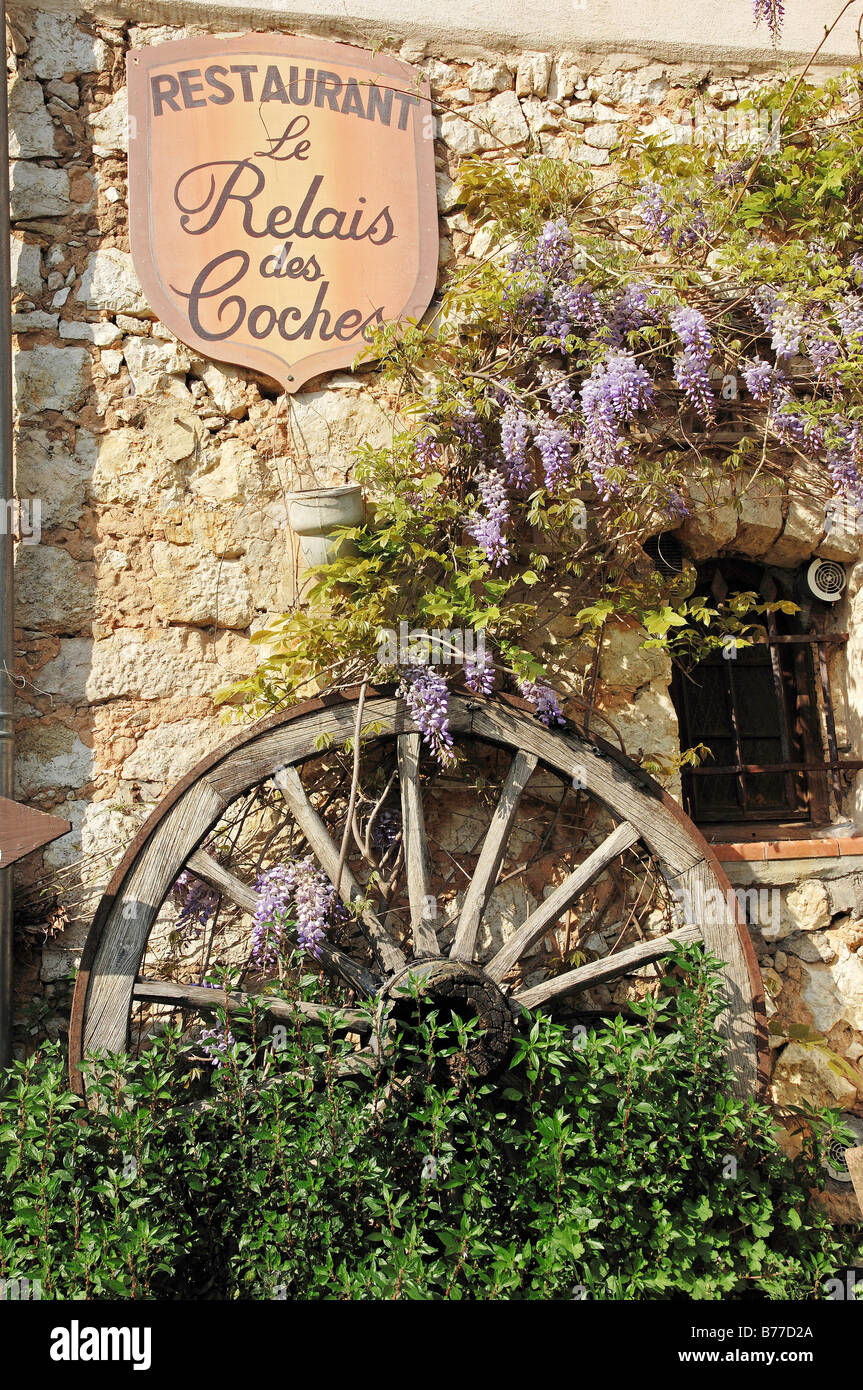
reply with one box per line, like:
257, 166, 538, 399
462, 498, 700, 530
1, 949, 860, 1299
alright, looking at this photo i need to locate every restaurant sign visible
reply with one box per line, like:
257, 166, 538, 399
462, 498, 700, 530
127, 36, 438, 391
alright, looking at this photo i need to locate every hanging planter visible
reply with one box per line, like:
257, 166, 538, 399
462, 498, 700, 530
285, 483, 365, 567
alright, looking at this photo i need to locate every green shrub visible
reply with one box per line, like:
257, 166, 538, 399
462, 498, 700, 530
1, 948, 860, 1299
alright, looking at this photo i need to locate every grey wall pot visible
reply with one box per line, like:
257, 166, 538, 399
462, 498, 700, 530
285, 484, 364, 566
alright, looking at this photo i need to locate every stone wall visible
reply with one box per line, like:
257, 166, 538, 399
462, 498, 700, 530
6, 5, 863, 1189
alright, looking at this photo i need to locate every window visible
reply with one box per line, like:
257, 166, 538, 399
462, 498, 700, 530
670, 559, 856, 833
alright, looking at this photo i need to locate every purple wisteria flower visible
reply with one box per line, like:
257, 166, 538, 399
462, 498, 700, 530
543, 282, 603, 347
670, 307, 712, 360
398, 665, 455, 766
770, 308, 803, 360
743, 358, 775, 400
369, 806, 402, 855
713, 156, 754, 188
803, 313, 840, 375
637, 181, 673, 247
609, 283, 660, 347
414, 433, 442, 468
518, 680, 565, 727
636, 181, 708, 251
580, 350, 655, 492
768, 379, 820, 448
535, 216, 573, 273
752, 0, 784, 45
252, 858, 333, 968
535, 416, 573, 492
467, 466, 510, 567
464, 646, 495, 695
665, 490, 690, 520
543, 372, 579, 415
827, 422, 863, 510
849, 251, 863, 287
198, 1026, 236, 1068
500, 403, 532, 489
674, 352, 716, 425
451, 403, 486, 451
171, 869, 219, 938
751, 283, 780, 329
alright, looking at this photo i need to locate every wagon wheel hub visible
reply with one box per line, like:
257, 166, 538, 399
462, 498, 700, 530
381, 959, 514, 1080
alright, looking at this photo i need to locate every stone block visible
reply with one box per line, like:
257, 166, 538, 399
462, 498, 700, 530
121, 719, 224, 784
28, 12, 110, 79
13, 345, 88, 416
151, 541, 255, 629
515, 52, 552, 98
14, 544, 92, 629
10, 163, 70, 220
14, 723, 94, 797
79, 248, 147, 315
11, 237, 42, 298
8, 77, 56, 159
771, 1041, 859, 1110
88, 87, 128, 154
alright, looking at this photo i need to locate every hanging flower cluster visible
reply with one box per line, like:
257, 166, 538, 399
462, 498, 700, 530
397, 665, 456, 766
464, 646, 495, 695
671, 306, 716, 426
466, 466, 511, 567
171, 869, 219, 938
518, 681, 566, 727
752, 0, 784, 46
252, 857, 335, 969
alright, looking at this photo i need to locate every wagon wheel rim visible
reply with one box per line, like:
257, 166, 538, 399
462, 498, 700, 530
69, 690, 767, 1100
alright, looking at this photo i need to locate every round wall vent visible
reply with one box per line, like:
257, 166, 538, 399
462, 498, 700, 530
823, 1115, 863, 1183
806, 558, 847, 602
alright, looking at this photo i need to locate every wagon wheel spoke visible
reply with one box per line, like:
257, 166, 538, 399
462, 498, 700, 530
450, 750, 538, 963
276, 764, 406, 976
188, 847, 378, 997
486, 820, 640, 984
397, 732, 438, 958
512, 925, 703, 1011
131, 977, 373, 1033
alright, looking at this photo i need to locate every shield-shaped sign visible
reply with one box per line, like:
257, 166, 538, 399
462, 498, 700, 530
127, 35, 439, 392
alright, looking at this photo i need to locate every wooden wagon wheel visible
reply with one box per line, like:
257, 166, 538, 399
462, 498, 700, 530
69, 690, 767, 1100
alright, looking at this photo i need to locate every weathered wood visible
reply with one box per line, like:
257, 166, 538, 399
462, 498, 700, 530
467, 704, 704, 876
187, 849, 257, 913
188, 849, 378, 997
450, 750, 538, 963
201, 698, 474, 802
486, 820, 640, 983
277, 765, 406, 975
672, 859, 761, 1100
83, 779, 226, 1057
397, 732, 438, 957
132, 977, 372, 1031
513, 925, 702, 1010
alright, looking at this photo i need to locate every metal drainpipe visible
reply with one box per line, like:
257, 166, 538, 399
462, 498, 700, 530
0, 0, 15, 1067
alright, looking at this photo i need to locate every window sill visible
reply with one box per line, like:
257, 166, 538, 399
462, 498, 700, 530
713, 838, 863, 863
